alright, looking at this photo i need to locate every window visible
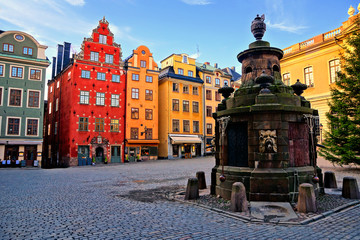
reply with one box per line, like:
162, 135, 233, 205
0, 65, 3, 76
112, 74, 120, 82
131, 128, 138, 139
11, 66, 23, 78
224, 80, 229, 86
28, 91, 40, 108
110, 94, 119, 107
30, 69, 41, 80
7, 118, 20, 135
188, 70, 193, 77
173, 120, 180, 132
3, 43, 14, 52
48, 124, 51, 136
183, 120, 190, 132
132, 74, 139, 81
206, 90, 212, 100
95, 118, 104, 132
215, 78, 220, 86
283, 73, 291, 86
183, 100, 189, 112
91, 51, 99, 61
193, 121, 199, 133
97, 72, 106, 81
183, 85, 189, 94
0, 88, 2, 105
172, 99, 179, 111
26, 119, 38, 136
329, 59, 340, 84
207, 123, 212, 135
193, 101, 199, 113
132, 88, 139, 99
23, 47, 33, 56
99, 34, 107, 44
304, 66, 314, 87
131, 108, 139, 119
50, 86, 53, 93
182, 55, 188, 63
79, 117, 88, 131
145, 109, 153, 120
145, 89, 153, 100
193, 87, 198, 95
145, 128, 153, 140
173, 83, 179, 92
140, 60, 146, 68
110, 119, 119, 132
81, 70, 90, 79
178, 68, 184, 75
9, 89, 22, 106
206, 76, 211, 84
206, 106, 212, 117
215, 92, 221, 101
146, 76, 153, 82
56, 81, 60, 88
55, 98, 59, 111
49, 102, 52, 114
105, 54, 113, 64
54, 122, 58, 135
80, 91, 89, 104
96, 92, 105, 106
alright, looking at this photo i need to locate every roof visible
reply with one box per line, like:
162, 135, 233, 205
0, 52, 51, 65
222, 67, 241, 82
159, 66, 203, 83
196, 62, 232, 77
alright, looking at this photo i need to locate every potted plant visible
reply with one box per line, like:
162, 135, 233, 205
104, 156, 108, 164
92, 157, 96, 166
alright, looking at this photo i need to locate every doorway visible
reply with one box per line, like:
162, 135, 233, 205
172, 145, 179, 158
25, 145, 37, 166
78, 146, 90, 166
95, 146, 104, 163
128, 147, 136, 162
5, 146, 19, 161
111, 146, 121, 163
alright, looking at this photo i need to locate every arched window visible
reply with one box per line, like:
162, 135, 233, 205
273, 65, 280, 72
245, 66, 252, 73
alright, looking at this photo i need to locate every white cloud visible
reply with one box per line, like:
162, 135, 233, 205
181, 0, 212, 5
266, 20, 307, 34
65, 0, 85, 6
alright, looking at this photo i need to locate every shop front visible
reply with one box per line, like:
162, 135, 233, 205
125, 139, 159, 162
168, 134, 203, 159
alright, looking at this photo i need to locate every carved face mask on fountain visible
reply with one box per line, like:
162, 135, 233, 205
259, 130, 277, 153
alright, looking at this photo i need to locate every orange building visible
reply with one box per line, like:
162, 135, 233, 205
158, 54, 204, 159
124, 45, 159, 161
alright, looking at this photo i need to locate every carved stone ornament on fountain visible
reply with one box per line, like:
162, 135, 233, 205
251, 14, 266, 41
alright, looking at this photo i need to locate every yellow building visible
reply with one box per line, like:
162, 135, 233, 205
280, 7, 359, 141
124, 45, 159, 161
196, 62, 232, 154
158, 54, 204, 159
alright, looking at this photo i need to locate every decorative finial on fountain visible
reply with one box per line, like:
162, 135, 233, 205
218, 81, 234, 99
251, 14, 266, 41
291, 79, 307, 96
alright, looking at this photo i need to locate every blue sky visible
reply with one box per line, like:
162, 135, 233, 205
0, 0, 359, 81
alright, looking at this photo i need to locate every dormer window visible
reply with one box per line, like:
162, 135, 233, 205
182, 55, 188, 64
99, 34, 107, 44
23, 47, 33, 56
3, 43, 14, 53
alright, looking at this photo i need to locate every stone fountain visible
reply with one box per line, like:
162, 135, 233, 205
211, 15, 321, 202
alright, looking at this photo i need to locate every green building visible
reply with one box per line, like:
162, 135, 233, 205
0, 30, 50, 166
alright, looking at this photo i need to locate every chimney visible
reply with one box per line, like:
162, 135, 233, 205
51, 57, 57, 79
214, 63, 218, 68
56, 44, 64, 76
204, 62, 210, 65
62, 42, 71, 70
231, 66, 235, 71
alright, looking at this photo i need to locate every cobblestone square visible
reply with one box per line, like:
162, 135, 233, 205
1, 156, 360, 239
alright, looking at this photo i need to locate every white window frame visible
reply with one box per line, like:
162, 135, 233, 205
49, 102, 52, 114
8, 87, 23, 107
28, 68, 42, 81
90, 51, 99, 61
81, 70, 91, 79
55, 98, 59, 111
0, 64, 4, 77
56, 81, 60, 88
112, 74, 120, 83
27, 89, 41, 109
97, 72, 106, 81
304, 66, 314, 87
25, 117, 40, 137
9, 65, 24, 79
0, 86, 3, 106
6, 116, 21, 136
80, 91, 90, 104
105, 54, 113, 64
111, 94, 120, 107
96, 92, 105, 106
329, 58, 340, 84
99, 34, 107, 44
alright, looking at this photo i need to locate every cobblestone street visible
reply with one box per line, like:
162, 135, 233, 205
1, 156, 360, 239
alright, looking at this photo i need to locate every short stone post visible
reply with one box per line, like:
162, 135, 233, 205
230, 182, 248, 212
184, 178, 199, 200
342, 177, 360, 199
324, 171, 337, 188
316, 167, 325, 194
196, 171, 207, 190
297, 183, 317, 213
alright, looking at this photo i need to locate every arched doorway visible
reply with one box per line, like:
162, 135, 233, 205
95, 146, 104, 163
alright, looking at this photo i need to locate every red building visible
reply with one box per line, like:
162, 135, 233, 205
44, 17, 126, 167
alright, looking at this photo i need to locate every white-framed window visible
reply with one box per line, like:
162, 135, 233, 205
81, 70, 90, 79
304, 66, 314, 87
283, 72, 291, 86
178, 68, 184, 75
215, 78, 220, 86
132, 88, 139, 99
8, 88, 23, 107
97, 72, 106, 81
96, 92, 105, 106
132, 74, 139, 81
0, 87, 3, 106
188, 70, 193, 77
29, 68, 41, 80
91, 51, 99, 61
25, 118, 39, 137
10, 65, 23, 79
105, 54, 113, 64
112, 74, 120, 83
6, 117, 21, 136
99, 34, 107, 44
55, 98, 59, 111
56, 81, 60, 88
329, 59, 340, 84
146, 76, 152, 82
80, 91, 89, 104
206, 76, 211, 84
49, 102, 52, 114
27, 90, 40, 108
182, 55, 188, 63
111, 94, 119, 107
0, 64, 4, 77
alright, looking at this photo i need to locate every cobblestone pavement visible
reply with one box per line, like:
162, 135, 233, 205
1, 156, 360, 239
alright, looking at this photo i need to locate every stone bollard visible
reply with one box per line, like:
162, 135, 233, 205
196, 171, 207, 190
184, 178, 199, 200
324, 171, 337, 188
297, 183, 317, 213
230, 182, 248, 212
342, 177, 360, 199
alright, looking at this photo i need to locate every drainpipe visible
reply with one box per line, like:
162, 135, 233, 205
123, 61, 128, 163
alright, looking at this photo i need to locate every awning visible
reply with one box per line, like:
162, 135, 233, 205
170, 136, 202, 144
0, 140, 42, 145
126, 139, 160, 144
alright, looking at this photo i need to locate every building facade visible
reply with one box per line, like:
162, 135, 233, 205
280, 7, 359, 141
43, 17, 126, 167
158, 54, 204, 159
0, 30, 50, 166
124, 45, 159, 162
196, 62, 232, 154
